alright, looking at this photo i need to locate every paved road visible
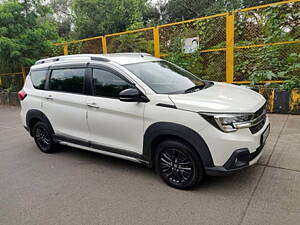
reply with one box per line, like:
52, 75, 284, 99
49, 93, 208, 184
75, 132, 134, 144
1, 106, 300, 225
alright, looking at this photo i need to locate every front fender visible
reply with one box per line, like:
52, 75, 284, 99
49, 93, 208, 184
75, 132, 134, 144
143, 122, 214, 168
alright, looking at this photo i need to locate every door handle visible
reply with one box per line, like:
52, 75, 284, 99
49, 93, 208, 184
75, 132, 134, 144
87, 103, 100, 109
46, 95, 53, 100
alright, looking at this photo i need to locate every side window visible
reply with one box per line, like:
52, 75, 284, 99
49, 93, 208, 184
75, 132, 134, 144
93, 68, 132, 98
30, 70, 47, 90
49, 68, 85, 94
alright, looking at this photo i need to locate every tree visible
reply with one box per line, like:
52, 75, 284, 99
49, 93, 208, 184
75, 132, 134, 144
159, 0, 279, 23
72, 0, 159, 39
0, 0, 59, 72
48, 0, 73, 38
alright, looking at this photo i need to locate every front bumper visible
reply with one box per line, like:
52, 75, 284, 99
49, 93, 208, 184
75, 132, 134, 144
205, 124, 270, 176
24, 126, 29, 132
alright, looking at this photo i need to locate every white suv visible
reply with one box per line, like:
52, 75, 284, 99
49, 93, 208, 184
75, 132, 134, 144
19, 53, 270, 189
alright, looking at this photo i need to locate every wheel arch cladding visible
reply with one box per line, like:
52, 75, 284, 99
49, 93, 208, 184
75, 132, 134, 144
26, 109, 54, 136
143, 122, 214, 167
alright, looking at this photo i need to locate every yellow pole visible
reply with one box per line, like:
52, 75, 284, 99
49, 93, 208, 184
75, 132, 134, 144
226, 13, 234, 83
102, 36, 108, 54
21, 66, 26, 83
63, 44, 69, 55
153, 27, 161, 58
0, 75, 2, 87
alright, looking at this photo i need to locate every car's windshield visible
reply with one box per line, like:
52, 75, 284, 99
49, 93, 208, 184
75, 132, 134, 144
125, 61, 205, 94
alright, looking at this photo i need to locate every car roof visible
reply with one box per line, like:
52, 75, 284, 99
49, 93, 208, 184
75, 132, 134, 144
31, 53, 161, 70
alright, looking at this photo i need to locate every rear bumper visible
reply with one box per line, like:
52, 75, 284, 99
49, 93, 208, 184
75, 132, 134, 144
205, 125, 269, 176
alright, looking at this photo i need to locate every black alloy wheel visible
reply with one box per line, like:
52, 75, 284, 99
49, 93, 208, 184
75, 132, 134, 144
32, 122, 58, 153
160, 148, 193, 184
155, 139, 204, 189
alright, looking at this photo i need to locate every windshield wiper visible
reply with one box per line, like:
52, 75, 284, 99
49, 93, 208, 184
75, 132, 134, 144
184, 84, 205, 93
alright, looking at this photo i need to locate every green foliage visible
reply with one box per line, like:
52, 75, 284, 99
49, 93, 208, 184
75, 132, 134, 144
280, 76, 300, 91
193, 19, 226, 49
281, 53, 300, 78
161, 20, 225, 81
48, 0, 73, 38
264, 76, 300, 91
248, 50, 300, 91
3, 83, 20, 93
107, 22, 154, 54
235, 45, 285, 82
248, 51, 300, 88
160, 0, 278, 23
158, 2, 300, 83
0, 0, 299, 93
72, 0, 159, 39
0, 74, 23, 92
249, 70, 277, 85
166, 52, 205, 76
110, 34, 154, 54
0, 0, 59, 73
162, 25, 205, 78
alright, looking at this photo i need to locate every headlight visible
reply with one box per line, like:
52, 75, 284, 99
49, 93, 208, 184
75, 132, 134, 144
200, 113, 254, 132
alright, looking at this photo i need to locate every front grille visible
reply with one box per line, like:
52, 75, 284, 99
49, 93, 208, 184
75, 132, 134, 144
249, 104, 267, 134
250, 117, 266, 134
254, 103, 266, 118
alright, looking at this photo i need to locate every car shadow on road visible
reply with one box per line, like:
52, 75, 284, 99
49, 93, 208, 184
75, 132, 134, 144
53, 145, 263, 193
57, 145, 155, 174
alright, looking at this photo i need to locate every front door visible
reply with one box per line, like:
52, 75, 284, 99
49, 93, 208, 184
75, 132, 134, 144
86, 67, 145, 155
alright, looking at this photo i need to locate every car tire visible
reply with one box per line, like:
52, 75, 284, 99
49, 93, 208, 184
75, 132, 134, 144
155, 139, 204, 190
32, 121, 59, 153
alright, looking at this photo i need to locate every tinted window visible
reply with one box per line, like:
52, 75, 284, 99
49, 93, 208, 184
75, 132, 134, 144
30, 70, 47, 90
125, 61, 205, 94
49, 68, 85, 94
93, 68, 132, 98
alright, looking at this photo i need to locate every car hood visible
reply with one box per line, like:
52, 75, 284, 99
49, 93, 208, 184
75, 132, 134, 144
168, 82, 266, 113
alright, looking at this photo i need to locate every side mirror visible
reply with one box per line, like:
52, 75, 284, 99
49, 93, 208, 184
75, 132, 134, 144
119, 88, 149, 102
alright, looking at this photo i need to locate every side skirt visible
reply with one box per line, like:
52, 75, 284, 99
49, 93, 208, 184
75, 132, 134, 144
53, 134, 151, 167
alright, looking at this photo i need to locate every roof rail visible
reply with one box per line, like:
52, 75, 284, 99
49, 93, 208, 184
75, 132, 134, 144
34, 53, 154, 66
90, 56, 110, 62
35, 57, 59, 65
35, 55, 110, 65
106, 52, 151, 57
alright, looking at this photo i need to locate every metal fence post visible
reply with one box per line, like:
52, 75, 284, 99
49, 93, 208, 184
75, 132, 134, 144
21, 66, 26, 83
102, 36, 108, 54
63, 44, 69, 55
153, 27, 161, 58
226, 12, 235, 83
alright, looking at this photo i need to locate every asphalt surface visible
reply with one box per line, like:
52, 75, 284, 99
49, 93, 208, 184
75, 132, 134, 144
0, 106, 300, 225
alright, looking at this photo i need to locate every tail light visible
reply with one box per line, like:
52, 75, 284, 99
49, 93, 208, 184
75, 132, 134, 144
18, 89, 27, 101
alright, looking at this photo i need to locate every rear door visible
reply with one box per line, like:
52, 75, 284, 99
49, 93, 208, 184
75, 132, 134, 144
42, 64, 90, 142
86, 66, 145, 155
